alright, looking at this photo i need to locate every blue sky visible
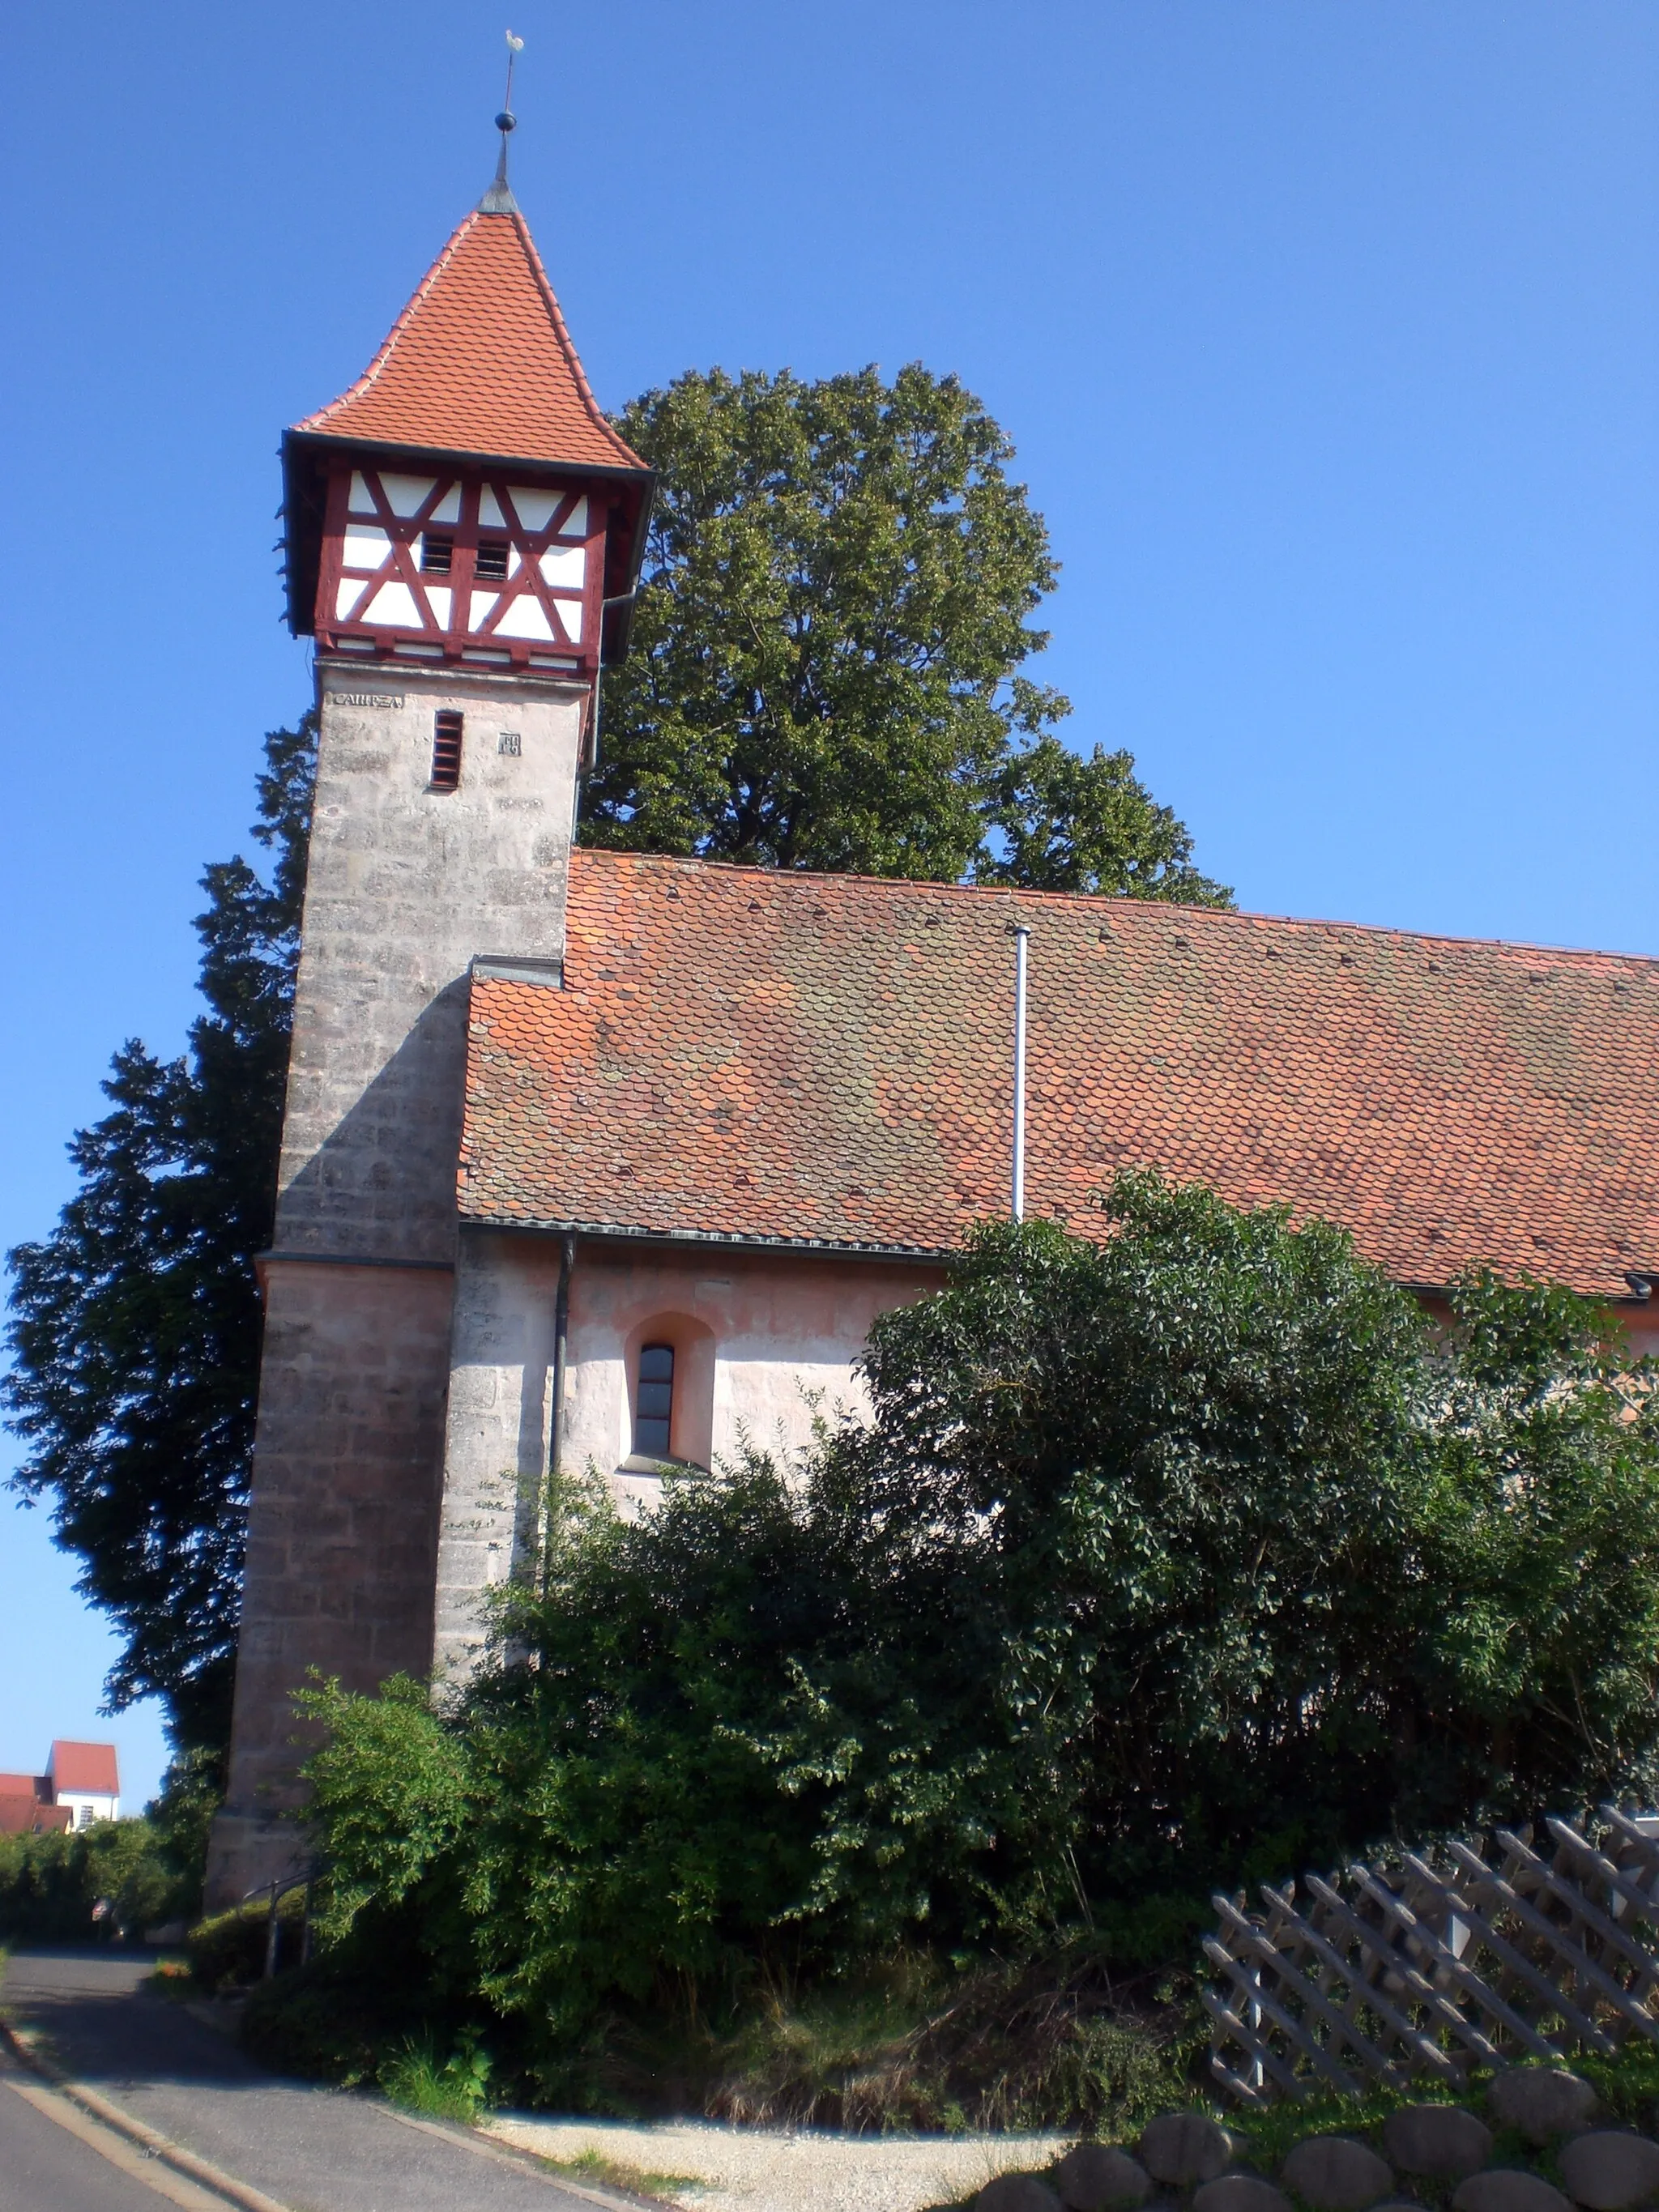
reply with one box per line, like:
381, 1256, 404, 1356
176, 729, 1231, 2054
2, 2, 1656, 1809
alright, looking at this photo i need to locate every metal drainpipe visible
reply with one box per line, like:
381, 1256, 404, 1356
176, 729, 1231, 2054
586, 589, 641, 769
1011, 925, 1030, 1222
544, 1234, 576, 1565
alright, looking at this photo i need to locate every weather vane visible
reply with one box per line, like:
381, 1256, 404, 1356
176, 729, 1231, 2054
498, 28, 524, 132
482, 28, 525, 211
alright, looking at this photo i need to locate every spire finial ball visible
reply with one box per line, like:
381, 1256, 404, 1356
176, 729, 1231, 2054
496, 110, 516, 133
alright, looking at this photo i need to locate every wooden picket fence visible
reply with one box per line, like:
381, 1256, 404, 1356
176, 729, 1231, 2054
1205, 1805, 1659, 2104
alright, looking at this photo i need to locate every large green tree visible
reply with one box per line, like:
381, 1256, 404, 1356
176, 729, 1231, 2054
582, 364, 1230, 904
4, 718, 316, 1754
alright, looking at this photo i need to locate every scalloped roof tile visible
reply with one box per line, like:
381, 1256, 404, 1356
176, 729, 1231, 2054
459, 853, 1659, 1300
294, 208, 643, 473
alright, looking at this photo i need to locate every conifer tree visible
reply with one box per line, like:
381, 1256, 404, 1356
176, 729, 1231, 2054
5, 718, 316, 1754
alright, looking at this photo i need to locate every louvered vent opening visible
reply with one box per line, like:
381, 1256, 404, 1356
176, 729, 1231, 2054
420, 533, 454, 574
475, 539, 510, 580
430, 710, 464, 793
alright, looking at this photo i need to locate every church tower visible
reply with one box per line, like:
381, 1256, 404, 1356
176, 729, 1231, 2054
207, 124, 651, 1903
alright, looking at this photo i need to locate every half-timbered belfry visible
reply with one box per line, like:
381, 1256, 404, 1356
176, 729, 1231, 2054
207, 127, 653, 1903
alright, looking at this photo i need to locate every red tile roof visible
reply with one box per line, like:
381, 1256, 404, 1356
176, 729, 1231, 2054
0, 1796, 70, 1836
0, 1773, 46, 1803
459, 854, 1659, 1301
293, 209, 643, 474
49, 1741, 118, 1795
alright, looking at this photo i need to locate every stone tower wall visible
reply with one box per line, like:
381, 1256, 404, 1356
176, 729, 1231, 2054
207, 657, 586, 1906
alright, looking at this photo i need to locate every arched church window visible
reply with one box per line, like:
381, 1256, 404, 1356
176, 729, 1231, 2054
635, 1343, 675, 1459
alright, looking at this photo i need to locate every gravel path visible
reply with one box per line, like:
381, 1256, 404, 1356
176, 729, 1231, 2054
486, 2112, 1073, 2212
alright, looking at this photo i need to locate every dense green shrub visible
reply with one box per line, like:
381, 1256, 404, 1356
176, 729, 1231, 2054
293, 1174, 1659, 2103
185, 1890, 309, 1990
0, 1817, 182, 1944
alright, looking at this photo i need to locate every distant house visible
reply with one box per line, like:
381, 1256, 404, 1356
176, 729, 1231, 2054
0, 1742, 120, 1835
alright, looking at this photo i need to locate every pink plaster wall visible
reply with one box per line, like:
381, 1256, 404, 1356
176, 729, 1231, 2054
560, 1242, 947, 1483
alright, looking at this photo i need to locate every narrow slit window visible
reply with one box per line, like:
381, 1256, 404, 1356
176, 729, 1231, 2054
420, 532, 454, 574
475, 538, 510, 581
429, 710, 463, 792
635, 1344, 675, 1460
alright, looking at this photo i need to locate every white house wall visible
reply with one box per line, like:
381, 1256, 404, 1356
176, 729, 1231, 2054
431, 1232, 945, 1682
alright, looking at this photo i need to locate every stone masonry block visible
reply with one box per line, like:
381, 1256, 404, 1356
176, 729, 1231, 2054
1281, 2137, 1394, 2210
1559, 2135, 1659, 2212
1142, 2116, 1234, 2187
1489, 2072, 1600, 2146
1384, 2106, 1493, 2180
1054, 2146, 1152, 2210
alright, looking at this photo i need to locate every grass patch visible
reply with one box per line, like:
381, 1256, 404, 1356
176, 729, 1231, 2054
539, 2146, 704, 2201
377, 2029, 492, 2124
242, 1928, 1203, 2132
579, 1947, 1205, 2133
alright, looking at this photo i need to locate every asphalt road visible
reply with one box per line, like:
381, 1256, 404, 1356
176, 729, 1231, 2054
0, 1950, 612, 2212
0, 2041, 211, 2212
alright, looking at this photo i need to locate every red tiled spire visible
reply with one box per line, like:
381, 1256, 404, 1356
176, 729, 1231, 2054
294, 208, 643, 474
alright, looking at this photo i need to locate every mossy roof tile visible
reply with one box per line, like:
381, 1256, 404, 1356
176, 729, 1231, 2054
456, 852, 1659, 1296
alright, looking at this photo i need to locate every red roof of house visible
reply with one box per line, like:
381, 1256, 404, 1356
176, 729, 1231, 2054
0, 1794, 70, 1835
458, 852, 1659, 1300
292, 208, 644, 474
0, 1773, 46, 1803
49, 1741, 118, 1795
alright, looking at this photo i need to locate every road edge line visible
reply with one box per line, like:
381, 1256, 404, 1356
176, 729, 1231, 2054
0, 2015, 292, 2212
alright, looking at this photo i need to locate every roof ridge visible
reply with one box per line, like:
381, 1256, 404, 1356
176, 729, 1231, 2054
568, 849, 1659, 969
506, 212, 633, 463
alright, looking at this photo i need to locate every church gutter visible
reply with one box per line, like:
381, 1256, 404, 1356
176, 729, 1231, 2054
457, 1223, 1659, 1308
460, 1217, 958, 1266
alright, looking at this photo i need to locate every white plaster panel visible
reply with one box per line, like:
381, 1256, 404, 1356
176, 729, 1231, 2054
495, 595, 556, 642
557, 596, 583, 643
341, 524, 391, 569
348, 471, 376, 516
563, 1351, 630, 1477
539, 546, 586, 589
468, 590, 499, 630
431, 484, 462, 524
714, 1357, 872, 1465
561, 496, 588, 536
506, 486, 559, 531
479, 486, 508, 528
379, 471, 439, 517
362, 580, 422, 629
424, 585, 453, 627
434, 1239, 945, 1672
334, 578, 366, 620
